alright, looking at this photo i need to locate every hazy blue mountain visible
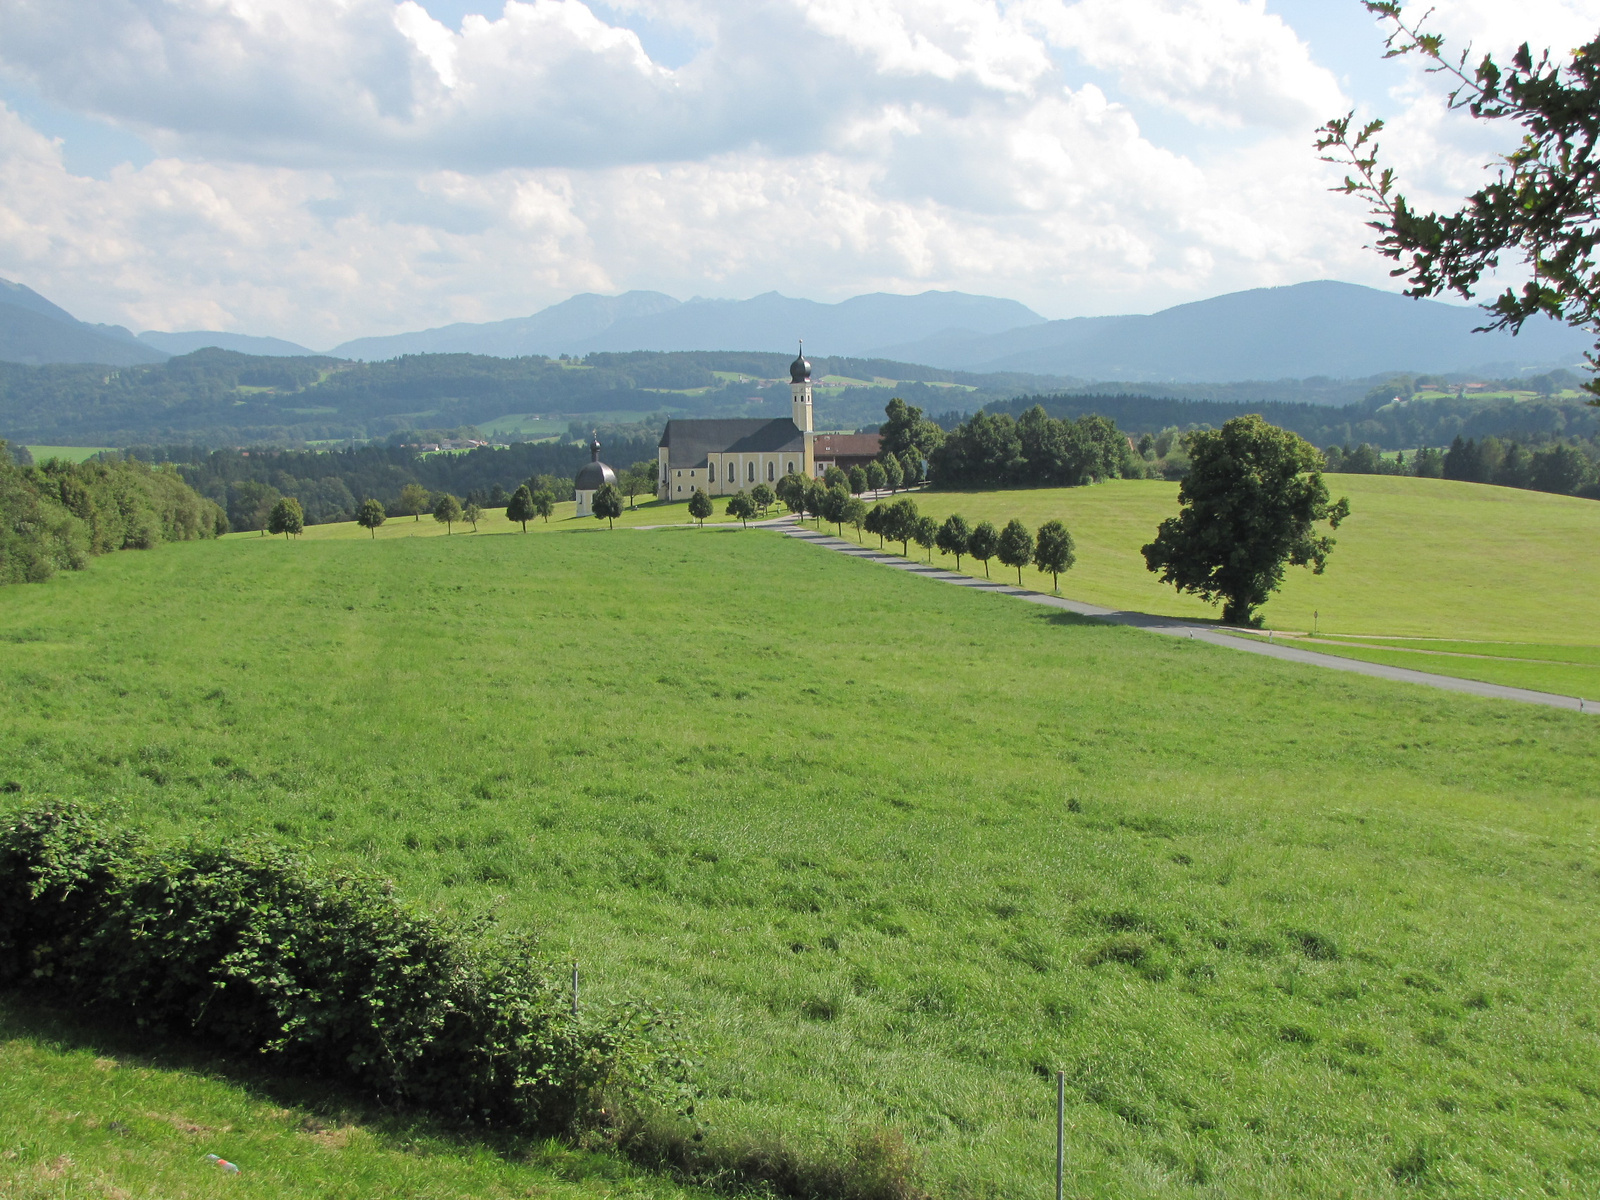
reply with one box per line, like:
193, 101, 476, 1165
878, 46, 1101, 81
329, 290, 681, 359
330, 289, 1044, 360
872, 281, 1591, 380
138, 330, 316, 357
0, 277, 167, 367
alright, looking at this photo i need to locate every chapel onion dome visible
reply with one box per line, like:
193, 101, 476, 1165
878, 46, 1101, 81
574, 435, 617, 491
790, 342, 811, 384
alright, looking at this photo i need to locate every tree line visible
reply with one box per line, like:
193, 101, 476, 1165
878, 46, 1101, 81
0, 440, 227, 586
1320, 433, 1599, 496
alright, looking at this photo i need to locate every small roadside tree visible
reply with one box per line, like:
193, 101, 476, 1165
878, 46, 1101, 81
843, 496, 868, 541
882, 454, 904, 493
802, 479, 827, 526
883, 497, 919, 555
688, 488, 713, 526
935, 514, 971, 569
819, 485, 850, 536
356, 498, 386, 538
1033, 519, 1076, 593
900, 451, 923, 487
462, 502, 483, 532
866, 460, 888, 493
726, 490, 757, 528
776, 472, 806, 515
751, 482, 775, 515
506, 484, 536, 532
997, 519, 1034, 585
847, 465, 868, 494
864, 503, 886, 547
532, 489, 555, 523
592, 482, 624, 528
399, 482, 431, 522
1143, 416, 1349, 625
823, 465, 849, 492
432, 492, 463, 534
911, 514, 938, 561
267, 496, 304, 539
968, 520, 999, 578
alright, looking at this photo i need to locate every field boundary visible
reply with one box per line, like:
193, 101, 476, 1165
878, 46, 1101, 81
779, 522, 1597, 714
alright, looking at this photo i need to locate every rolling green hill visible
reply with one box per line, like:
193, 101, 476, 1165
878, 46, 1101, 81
2, 514, 1597, 1197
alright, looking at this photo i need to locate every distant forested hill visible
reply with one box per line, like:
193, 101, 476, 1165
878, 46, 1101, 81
0, 347, 1072, 446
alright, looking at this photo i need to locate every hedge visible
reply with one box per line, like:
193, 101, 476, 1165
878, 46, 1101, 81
0, 804, 684, 1133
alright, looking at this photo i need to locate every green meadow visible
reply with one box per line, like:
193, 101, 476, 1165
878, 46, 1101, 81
0, 998, 712, 1200
892, 476, 1600, 695
2, 517, 1598, 1197
23, 446, 114, 463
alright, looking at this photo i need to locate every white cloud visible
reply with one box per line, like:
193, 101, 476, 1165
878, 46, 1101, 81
0, 0, 1589, 343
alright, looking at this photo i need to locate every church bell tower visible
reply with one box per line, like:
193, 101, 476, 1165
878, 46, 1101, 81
789, 341, 813, 434
789, 342, 815, 475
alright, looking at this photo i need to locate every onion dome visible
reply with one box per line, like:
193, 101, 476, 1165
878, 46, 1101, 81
790, 341, 811, 384
575, 435, 617, 491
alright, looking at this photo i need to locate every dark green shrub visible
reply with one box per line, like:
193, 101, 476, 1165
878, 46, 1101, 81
0, 804, 684, 1134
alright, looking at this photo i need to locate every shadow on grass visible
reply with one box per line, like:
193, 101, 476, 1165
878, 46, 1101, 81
0, 989, 662, 1190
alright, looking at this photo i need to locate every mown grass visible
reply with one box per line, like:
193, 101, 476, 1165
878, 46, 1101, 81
23, 446, 114, 464
0, 997, 712, 1200
1265, 637, 1600, 701
905, 477, 1600, 644
266, 495, 770, 541
1, 527, 1598, 1197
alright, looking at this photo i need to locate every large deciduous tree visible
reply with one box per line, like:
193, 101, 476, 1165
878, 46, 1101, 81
878, 397, 946, 460
997, 519, 1034, 585
532, 489, 555, 523
1316, 2, 1600, 399
1142, 415, 1350, 627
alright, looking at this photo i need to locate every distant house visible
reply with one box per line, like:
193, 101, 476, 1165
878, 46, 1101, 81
812, 433, 882, 474
657, 346, 819, 499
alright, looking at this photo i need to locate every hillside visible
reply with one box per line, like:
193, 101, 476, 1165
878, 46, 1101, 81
879, 281, 1592, 380
1, 513, 1595, 1197
0, 278, 166, 368
329, 289, 1046, 360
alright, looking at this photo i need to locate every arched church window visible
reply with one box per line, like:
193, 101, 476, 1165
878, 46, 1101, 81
786, 461, 794, 475
768, 462, 775, 481
748, 462, 755, 482
709, 463, 716, 483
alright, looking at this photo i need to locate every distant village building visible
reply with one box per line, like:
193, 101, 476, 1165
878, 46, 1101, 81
812, 433, 882, 475
656, 346, 881, 498
574, 435, 616, 517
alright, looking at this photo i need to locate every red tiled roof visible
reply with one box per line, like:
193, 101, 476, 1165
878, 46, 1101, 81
813, 433, 881, 458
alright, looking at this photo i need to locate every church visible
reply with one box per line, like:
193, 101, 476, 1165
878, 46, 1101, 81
657, 346, 818, 499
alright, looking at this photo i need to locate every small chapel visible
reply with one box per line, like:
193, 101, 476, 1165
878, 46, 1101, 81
573, 435, 616, 517
656, 345, 817, 499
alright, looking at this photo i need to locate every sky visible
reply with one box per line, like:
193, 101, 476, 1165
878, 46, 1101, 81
0, 0, 1595, 349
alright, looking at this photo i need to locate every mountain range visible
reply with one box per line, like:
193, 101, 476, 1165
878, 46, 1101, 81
0, 275, 1590, 382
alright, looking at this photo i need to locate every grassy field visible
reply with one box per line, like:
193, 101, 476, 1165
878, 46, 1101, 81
268, 496, 773, 540
0, 998, 711, 1200
1243, 636, 1600, 702
24, 446, 113, 463
892, 476, 1600, 693
2, 522, 1598, 1197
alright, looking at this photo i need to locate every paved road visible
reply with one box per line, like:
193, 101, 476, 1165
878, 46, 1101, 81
778, 522, 1597, 715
